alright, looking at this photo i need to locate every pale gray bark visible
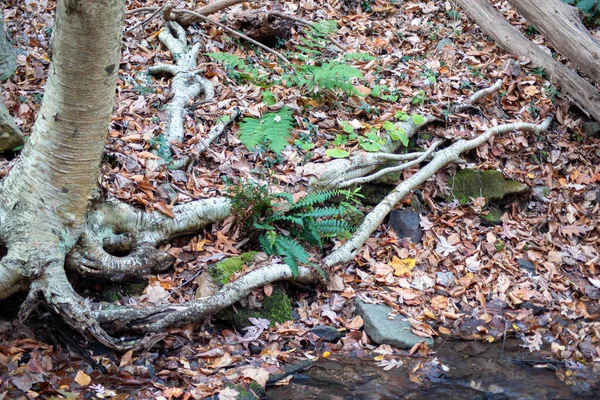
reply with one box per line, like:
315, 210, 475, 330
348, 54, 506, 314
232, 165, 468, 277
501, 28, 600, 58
454, 0, 600, 122
507, 0, 600, 85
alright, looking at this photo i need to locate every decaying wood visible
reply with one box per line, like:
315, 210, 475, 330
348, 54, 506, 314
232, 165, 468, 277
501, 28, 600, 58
454, 0, 600, 123
507, 0, 600, 85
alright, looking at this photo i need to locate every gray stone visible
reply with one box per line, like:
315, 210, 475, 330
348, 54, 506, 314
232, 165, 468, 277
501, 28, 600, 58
449, 169, 528, 205
583, 121, 600, 137
354, 298, 433, 349
435, 38, 454, 53
387, 209, 423, 243
0, 101, 23, 152
516, 259, 536, 275
0, 18, 17, 83
310, 325, 342, 342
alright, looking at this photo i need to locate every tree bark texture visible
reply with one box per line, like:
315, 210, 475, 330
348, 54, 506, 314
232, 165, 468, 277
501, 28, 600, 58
454, 0, 600, 122
507, 0, 600, 85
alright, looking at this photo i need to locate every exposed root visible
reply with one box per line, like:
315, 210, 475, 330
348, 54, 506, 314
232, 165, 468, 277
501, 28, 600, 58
29, 258, 130, 350
94, 263, 317, 333
304, 115, 439, 190
149, 21, 214, 146
453, 79, 502, 113
323, 117, 553, 266
0, 256, 27, 300
66, 196, 231, 281
337, 139, 444, 188
67, 234, 173, 281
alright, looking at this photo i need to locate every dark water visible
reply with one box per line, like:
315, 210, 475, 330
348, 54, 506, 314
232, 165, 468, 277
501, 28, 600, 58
267, 340, 600, 400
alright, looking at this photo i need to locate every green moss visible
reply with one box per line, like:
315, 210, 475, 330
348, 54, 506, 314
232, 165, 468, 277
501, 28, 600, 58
209, 252, 258, 285
217, 284, 293, 328
122, 281, 147, 296
481, 207, 502, 226
449, 169, 527, 205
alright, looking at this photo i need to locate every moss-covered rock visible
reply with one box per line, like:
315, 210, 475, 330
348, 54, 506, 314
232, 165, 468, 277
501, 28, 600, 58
209, 252, 258, 285
449, 169, 527, 205
217, 284, 293, 328
481, 207, 502, 226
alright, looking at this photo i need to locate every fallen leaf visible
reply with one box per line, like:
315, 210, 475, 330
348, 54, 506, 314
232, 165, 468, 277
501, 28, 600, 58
74, 370, 91, 386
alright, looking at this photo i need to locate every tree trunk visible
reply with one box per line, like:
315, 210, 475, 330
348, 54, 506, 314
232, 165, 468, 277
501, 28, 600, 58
454, 0, 600, 122
0, 0, 125, 345
507, 0, 600, 85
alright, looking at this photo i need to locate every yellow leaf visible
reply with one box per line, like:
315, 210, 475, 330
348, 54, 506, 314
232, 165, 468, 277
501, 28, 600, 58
74, 370, 91, 386
373, 354, 385, 361
322, 351, 331, 358
389, 256, 416, 277
438, 326, 451, 335
195, 238, 207, 252
423, 308, 436, 319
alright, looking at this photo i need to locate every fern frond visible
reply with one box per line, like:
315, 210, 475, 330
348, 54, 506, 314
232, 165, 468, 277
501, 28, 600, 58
274, 236, 309, 278
300, 219, 322, 247
238, 107, 294, 153
303, 206, 346, 218
313, 219, 353, 237
309, 263, 327, 283
206, 52, 246, 69
291, 190, 339, 210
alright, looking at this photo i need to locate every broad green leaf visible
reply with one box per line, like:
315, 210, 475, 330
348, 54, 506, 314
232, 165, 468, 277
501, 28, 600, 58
326, 148, 351, 158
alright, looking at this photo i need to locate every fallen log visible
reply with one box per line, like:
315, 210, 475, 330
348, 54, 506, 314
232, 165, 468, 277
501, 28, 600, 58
507, 0, 600, 85
454, 0, 600, 123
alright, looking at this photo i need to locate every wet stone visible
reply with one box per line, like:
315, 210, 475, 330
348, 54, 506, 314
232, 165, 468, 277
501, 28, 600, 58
387, 209, 423, 244
310, 325, 342, 342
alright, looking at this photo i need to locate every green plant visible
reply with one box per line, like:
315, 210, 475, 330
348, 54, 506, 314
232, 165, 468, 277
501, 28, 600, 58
238, 106, 295, 154
562, 0, 598, 15
290, 62, 364, 97
206, 52, 269, 87
148, 134, 172, 162
545, 85, 560, 101
529, 67, 546, 78
230, 184, 360, 278
411, 90, 427, 106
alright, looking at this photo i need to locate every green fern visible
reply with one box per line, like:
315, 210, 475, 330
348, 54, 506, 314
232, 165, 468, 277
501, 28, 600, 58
290, 190, 339, 210
291, 63, 363, 96
231, 183, 362, 280
238, 107, 294, 153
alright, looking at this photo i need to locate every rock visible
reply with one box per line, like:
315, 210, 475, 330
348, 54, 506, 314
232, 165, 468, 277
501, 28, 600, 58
449, 169, 528, 205
354, 298, 433, 349
435, 38, 454, 53
310, 325, 343, 342
481, 207, 502, 226
583, 121, 600, 138
0, 102, 24, 152
209, 252, 258, 285
516, 259, 536, 275
387, 209, 423, 243
360, 183, 395, 205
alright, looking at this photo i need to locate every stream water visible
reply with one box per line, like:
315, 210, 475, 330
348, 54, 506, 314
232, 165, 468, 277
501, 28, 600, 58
266, 339, 600, 400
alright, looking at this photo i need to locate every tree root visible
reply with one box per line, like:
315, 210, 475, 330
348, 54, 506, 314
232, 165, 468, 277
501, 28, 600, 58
323, 117, 553, 267
94, 263, 317, 334
150, 21, 214, 147
66, 196, 232, 281
303, 115, 439, 190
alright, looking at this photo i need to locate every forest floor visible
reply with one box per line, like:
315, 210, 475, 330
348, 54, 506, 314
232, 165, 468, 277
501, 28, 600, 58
1, 0, 600, 398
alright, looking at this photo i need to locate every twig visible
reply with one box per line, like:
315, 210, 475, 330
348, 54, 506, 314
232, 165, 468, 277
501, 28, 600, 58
125, 2, 169, 33
453, 79, 503, 113
339, 140, 444, 188
267, 11, 346, 51
170, 9, 291, 66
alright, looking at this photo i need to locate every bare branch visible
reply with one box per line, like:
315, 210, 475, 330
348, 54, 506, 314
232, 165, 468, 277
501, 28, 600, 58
323, 118, 553, 267
169, 9, 292, 66
453, 79, 502, 113
339, 139, 444, 188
